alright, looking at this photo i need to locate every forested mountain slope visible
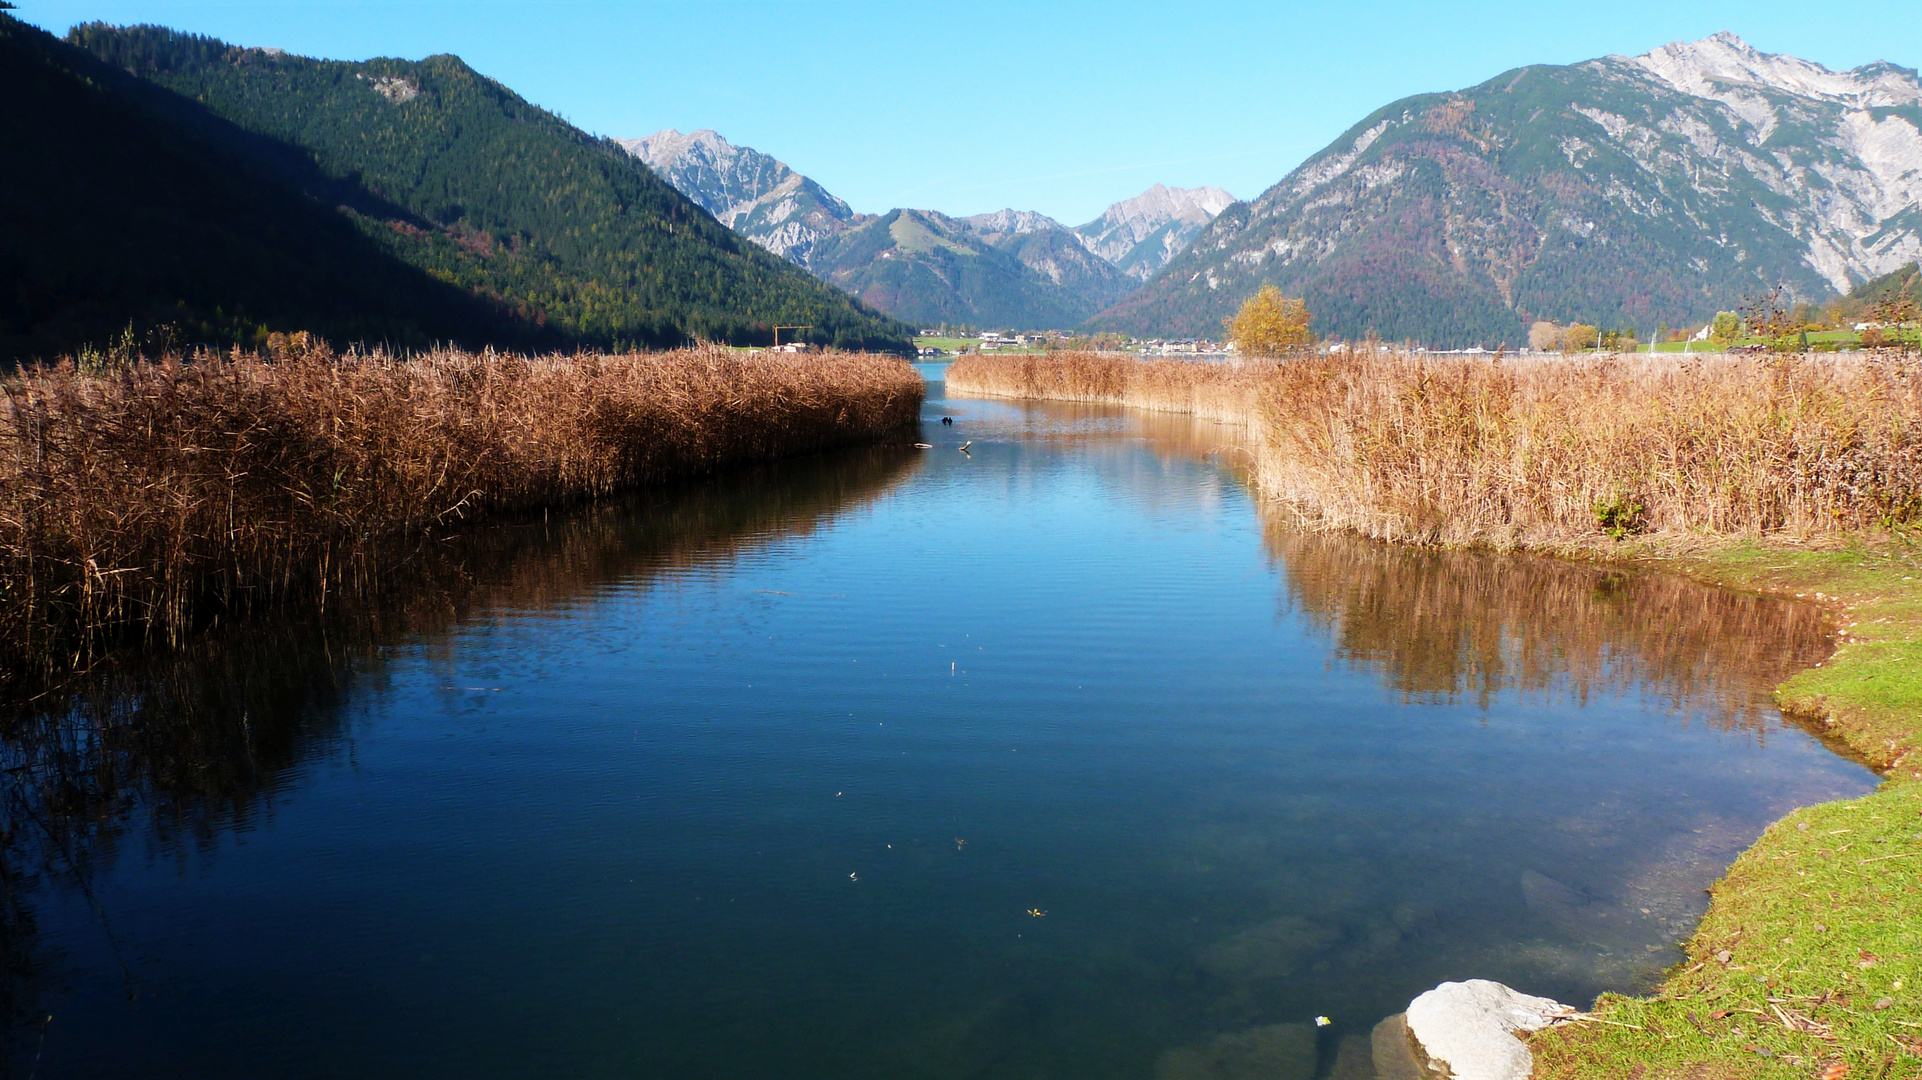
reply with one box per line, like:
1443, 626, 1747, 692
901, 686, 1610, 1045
0, 14, 521, 363
1090, 33, 1922, 347
1849, 262, 1921, 307
67, 24, 912, 353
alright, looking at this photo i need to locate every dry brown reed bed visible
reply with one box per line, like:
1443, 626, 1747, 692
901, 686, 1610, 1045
949, 350, 1922, 549
0, 339, 922, 681
946, 350, 1268, 425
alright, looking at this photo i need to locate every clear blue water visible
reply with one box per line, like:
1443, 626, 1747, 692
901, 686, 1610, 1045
0, 365, 1876, 1078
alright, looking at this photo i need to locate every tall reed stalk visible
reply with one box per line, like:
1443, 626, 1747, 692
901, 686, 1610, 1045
948, 350, 1922, 548
0, 339, 922, 680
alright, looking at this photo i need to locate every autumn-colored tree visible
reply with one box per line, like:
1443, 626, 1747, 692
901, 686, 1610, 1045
1740, 287, 1806, 352
1225, 285, 1315, 356
1560, 324, 1600, 353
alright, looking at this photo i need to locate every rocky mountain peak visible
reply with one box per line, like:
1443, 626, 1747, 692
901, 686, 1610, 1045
1088, 35, 1922, 345
1627, 32, 1922, 107
1072, 183, 1238, 282
1086, 184, 1237, 241
622, 128, 736, 170
962, 208, 1065, 238
618, 128, 855, 266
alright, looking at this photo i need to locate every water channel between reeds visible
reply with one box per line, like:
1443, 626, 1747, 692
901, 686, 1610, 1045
0, 363, 1877, 1079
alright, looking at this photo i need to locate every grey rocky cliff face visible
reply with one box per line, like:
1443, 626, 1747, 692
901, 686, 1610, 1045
1090, 33, 1922, 345
1608, 31, 1922, 292
618, 129, 859, 268
1073, 183, 1237, 281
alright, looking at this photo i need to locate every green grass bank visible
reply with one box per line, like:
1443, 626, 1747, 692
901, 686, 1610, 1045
1532, 538, 1922, 1079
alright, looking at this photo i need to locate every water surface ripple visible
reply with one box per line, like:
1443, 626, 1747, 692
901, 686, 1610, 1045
0, 366, 1876, 1079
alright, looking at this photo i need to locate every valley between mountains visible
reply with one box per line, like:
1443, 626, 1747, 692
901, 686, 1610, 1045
4, 16, 1918, 360
630, 32, 1922, 347
624, 128, 1234, 330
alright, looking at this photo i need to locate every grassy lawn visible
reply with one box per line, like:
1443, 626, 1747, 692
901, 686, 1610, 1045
1604, 332, 1869, 353
915, 337, 1052, 355
1533, 534, 1922, 1078
914, 336, 977, 352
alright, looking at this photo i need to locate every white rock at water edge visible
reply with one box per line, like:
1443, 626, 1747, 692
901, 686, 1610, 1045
1403, 979, 1576, 1080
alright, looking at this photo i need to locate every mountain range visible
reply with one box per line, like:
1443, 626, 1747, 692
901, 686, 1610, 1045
1090, 33, 1922, 346
625, 129, 1233, 328
3, 17, 911, 362
11, 15, 1916, 356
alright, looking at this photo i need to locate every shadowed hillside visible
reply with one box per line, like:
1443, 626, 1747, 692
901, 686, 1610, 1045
49, 22, 913, 355
0, 14, 531, 362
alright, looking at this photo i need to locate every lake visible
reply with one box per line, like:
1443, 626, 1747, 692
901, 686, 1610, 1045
0, 363, 1876, 1079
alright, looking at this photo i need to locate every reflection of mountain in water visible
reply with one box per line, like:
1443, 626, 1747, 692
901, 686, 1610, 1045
0, 445, 920, 1047
1267, 527, 1832, 730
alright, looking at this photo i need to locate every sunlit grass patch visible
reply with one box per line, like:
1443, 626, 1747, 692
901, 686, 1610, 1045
1533, 785, 1922, 1079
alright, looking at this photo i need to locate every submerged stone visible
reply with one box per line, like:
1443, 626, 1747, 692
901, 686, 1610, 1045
1195, 916, 1341, 981
1368, 1014, 1424, 1080
1154, 1023, 1318, 1080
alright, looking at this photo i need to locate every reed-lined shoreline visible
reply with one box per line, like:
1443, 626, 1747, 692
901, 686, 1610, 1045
947, 349, 1922, 1077
0, 339, 922, 684
949, 349, 1922, 550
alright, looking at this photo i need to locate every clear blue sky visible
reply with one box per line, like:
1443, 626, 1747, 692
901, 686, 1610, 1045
19, 1, 1920, 225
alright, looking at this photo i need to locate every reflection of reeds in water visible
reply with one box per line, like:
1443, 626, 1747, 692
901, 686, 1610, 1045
0, 341, 923, 683
0, 444, 920, 1034
1267, 525, 1833, 730
948, 359, 1837, 732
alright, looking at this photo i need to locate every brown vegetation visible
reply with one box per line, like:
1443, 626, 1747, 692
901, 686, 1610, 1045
946, 350, 1268, 424
949, 349, 1922, 549
0, 338, 922, 681
1268, 527, 1830, 731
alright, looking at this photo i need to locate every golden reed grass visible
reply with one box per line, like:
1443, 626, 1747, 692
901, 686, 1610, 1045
949, 350, 1922, 549
0, 339, 922, 680
946, 351, 1266, 424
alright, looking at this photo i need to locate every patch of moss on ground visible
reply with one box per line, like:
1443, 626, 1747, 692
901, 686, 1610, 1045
1533, 532, 1922, 1078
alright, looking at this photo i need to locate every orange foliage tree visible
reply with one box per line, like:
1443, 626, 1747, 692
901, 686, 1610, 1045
1225, 285, 1315, 356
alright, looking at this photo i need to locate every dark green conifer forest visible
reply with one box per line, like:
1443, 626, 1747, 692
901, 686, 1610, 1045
1, 15, 912, 362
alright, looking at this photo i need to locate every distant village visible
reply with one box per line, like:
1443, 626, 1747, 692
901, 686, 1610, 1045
915, 330, 1233, 358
